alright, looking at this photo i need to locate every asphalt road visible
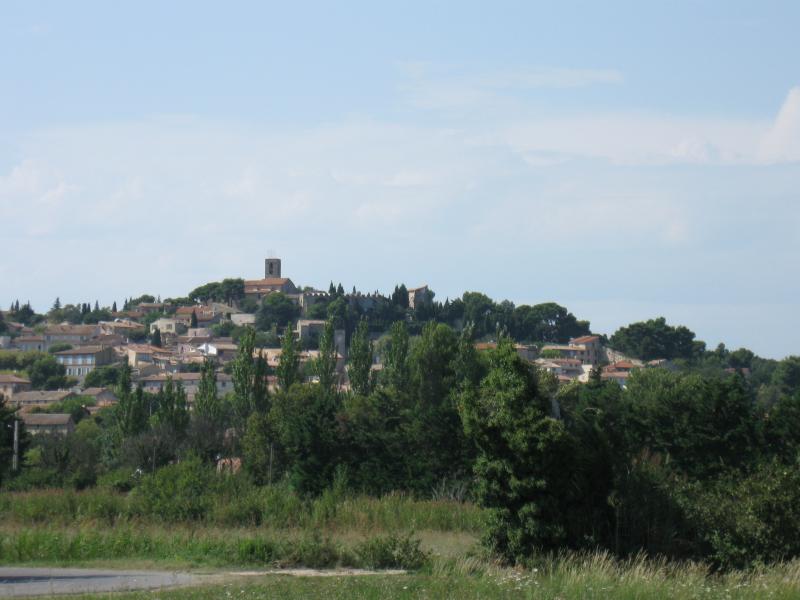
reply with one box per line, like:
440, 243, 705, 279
0, 567, 198, 597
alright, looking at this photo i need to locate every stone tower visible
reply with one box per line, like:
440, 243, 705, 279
265, 258, 282, 278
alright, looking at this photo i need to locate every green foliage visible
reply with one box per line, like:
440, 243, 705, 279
256, 292, 299, 331
460, 336, 580, 562
680, 458, 800, 569
149, 326, 162, 347
188, 278, 245, 304
130, 456, 213, 521
83, 364, 122, 388
382, 321, 410, 392
276, 325, 301, 390
150, 378, 190, 435
113, 363, 146, 434
610, 317, 701, 361
47, 342, 73, 354
26, 354, 68, 390
193, 360, 222, 421
313, 320, 338, 393
270, 384, 341, 494
512, 302, 591, 343
0, 394, 27, 486
230, 328, 270, 433
354, 532, 430, 569
348, 319, 374, 396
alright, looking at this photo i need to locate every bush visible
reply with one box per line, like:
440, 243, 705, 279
354, 532, 429, 570
129, 456, 213, 521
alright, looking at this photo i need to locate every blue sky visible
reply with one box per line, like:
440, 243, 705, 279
1, 1, 799, 358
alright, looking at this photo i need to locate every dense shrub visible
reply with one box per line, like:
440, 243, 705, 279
129, 456, 213, 521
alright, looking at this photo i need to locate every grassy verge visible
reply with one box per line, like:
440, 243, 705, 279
0, 526, 430, 570
33, 555, 800, 600
0, 486, 484, 533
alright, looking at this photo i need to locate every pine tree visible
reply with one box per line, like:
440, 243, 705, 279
112, 301, 117, 313
328, 282, 336, 295
150, 327, 162, 348
336, 283, 345, 296
94, 300, 99, 312
52, 297, 61, 311
190, 310, 198, 328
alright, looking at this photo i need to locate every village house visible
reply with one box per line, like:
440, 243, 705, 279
14, 335, 45, 352
408, 285, 433, 309
81, 387, 119, 406
139, 371, 234, 403
149, 317, 181, 335
474, 342, 538, 362
13, 390, 76, 412
21, 413, 76, 436
44, 324, 101, 349
541, 335, 603, 366
54, 345, 115, 381
175, 306, 224, 327
99, 320, 145, 338
230, 313, 256, 326
296, 319, 327, 342
126, 344, 173, 369
196, 341, 239, 363
0, 373, 32, 399
136, 302, 167, 315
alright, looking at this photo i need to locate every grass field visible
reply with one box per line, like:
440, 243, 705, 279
30, 555, 800, 600
2, 488, 800, 598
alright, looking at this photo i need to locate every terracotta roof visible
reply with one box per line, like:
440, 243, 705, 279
608, 360, 636, 371
54, 345, 108, 355
571, 335, 600, 344
0, 374, 30, 384
245, 278, 291, 286
127, 344, 172, 354
45, 325, 99, 335
81, 387, 116, 397
14, 390, 74, 404
14, 336, 44, 343
140, 372, 232, 382
22, 413, 74, 426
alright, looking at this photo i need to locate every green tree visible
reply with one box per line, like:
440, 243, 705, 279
231, 328, 269, 430
276, 325, 301, 390
256, 292, 299, 331
114, 365, 149, 437
190, 310, 198, 328
0, 393, 28, 485
382, 321, 410, 393
348, 319, 373, 396
151, 378, 190, 436
772, 356, 800, 397
609, 317, 700, 361
460, 336, 578, 562
270, 383, 341, 494
27, 355, 68, 390
313, 320, 338, 393
150, 327, 162, 348
193, 360, 222, 422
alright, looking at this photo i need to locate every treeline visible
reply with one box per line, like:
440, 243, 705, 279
4, 317, 800, 569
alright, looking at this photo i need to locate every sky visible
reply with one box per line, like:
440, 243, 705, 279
1, 1, 799, 358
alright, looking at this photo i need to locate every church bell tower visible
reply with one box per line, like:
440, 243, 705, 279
265, 257, 282, 278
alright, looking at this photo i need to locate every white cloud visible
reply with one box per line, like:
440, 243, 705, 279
759, 86, 800, 163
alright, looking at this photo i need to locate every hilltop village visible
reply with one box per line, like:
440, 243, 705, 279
0, 257, 763, 434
